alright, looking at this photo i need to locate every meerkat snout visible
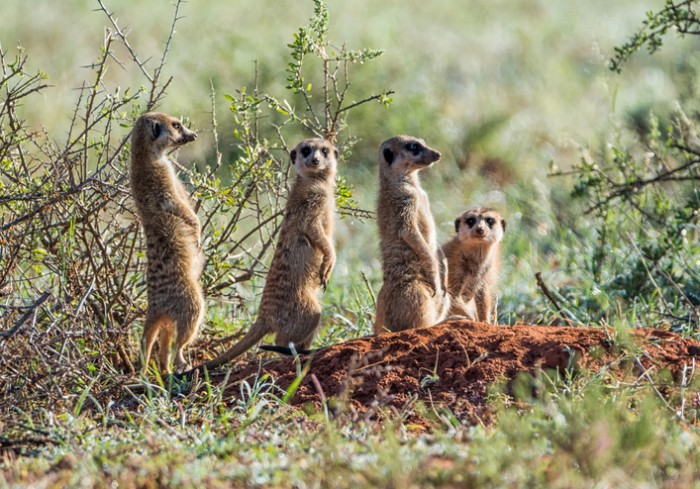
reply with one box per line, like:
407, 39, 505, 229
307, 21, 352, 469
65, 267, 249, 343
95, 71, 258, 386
180, 129, 197, 144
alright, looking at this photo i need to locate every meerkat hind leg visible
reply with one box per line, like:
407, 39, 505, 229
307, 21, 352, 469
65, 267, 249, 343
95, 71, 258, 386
174, 342, 190, 373
156, 317, 176, 373
173, 305, 203, 372
141, 313, 165, 374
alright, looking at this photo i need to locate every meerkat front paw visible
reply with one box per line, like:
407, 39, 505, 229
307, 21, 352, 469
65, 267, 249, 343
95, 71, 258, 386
319, 253, 335, 290
427, 276, 439, 297
319, 264, 331, 290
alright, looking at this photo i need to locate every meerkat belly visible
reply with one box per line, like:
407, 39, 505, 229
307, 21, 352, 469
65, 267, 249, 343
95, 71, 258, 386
145, 225, 199, 282
381, 237, 436, 282
457, 256, 485, 285
416, 196, 437, 244
257, 251, 323, 323
271, 235, 322, 287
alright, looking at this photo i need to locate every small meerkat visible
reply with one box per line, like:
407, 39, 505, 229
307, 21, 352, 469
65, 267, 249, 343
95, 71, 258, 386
130, 112, 204, 374
374, 135, 450, 334
442, 208, 506, 323
201, 138, 337, 369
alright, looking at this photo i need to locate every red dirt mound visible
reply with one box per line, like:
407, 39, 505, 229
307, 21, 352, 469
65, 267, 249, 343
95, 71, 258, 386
210, 321, 700, 425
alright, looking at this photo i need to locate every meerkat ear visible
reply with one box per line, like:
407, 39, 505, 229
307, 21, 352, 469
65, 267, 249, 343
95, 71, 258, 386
149, 120, 162, 141
501, 219, 507, 232
334, 148, 339, 160
454, 218, 460, 233
383, 147, 394, 165
290, 149, 297, 165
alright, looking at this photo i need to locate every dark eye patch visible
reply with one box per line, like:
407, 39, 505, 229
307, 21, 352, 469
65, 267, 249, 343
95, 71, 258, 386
301, 146, 311, 158
466, 217, 477, 227
321, 147, 329, 157
172, 122, 181, 130
405, 142, 421, 155
486, 217, 495, 227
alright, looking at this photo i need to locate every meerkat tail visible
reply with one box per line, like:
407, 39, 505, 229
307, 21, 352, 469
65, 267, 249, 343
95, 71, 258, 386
200, 324, 270, 371
258, 344, 319, 356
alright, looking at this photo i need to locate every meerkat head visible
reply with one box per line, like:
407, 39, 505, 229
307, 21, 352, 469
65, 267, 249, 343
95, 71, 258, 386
289, 138, 338, 178
379, 135, 441, 180
455, 208, 506, 245
133, 112, 197, 157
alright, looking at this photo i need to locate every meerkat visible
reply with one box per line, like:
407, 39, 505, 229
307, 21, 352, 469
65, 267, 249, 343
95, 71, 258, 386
373, 135, 450, 334
201, 138, 337, 369
442, 208, 506, 323
130, 112, 204, 374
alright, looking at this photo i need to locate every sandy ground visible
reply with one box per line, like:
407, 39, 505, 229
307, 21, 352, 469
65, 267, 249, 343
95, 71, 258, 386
204, 321, 700, 426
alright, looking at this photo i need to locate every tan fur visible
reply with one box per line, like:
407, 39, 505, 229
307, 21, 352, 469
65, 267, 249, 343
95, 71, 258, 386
373, 135, 450, 334
130, 112, 204, 374
442, 208, 505, 323
202, 138, 337, 369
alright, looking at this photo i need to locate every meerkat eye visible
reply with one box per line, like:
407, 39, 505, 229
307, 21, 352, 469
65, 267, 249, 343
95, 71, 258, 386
321, 147, 329, 157
486, 217, 495, 227
466, 217, 477, 227
405, 142, 421, 155
301, 147, 311, 158
172, 122, 181, 130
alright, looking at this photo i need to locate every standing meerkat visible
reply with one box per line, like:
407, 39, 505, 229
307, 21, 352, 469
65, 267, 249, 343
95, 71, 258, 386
130, 112, 204, 374
374, 135, 450, 334
442, 207, 506, 323
201, 138, 337, 369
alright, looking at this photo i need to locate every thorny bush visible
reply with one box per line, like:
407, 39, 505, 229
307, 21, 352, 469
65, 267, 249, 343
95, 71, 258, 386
0, 0, 391, 433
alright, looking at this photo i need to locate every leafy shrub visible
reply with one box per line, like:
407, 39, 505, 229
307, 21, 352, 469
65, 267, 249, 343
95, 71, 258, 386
543, 1, 700, 333
0, 0, 390, 419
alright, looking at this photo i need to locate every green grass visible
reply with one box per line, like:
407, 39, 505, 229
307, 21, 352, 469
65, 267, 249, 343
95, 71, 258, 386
2, 0, 700, 486
3, 371, 700, 488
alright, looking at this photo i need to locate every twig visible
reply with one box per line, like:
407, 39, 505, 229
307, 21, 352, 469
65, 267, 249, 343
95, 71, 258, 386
633, 355, 688, 425
0, 291, 50, 340
534, 272, 577, 327
337, 90, 395, 114
361, 270, 376, 308
309, 373, 329, 419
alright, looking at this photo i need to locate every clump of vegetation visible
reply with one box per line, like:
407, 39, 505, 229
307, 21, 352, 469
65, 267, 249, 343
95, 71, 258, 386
539, 0, 700, 333
0, 0, 389, 428
554, 110, 700, 332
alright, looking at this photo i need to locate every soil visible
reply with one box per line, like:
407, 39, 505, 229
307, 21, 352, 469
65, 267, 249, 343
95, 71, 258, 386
207, 320, 700, 426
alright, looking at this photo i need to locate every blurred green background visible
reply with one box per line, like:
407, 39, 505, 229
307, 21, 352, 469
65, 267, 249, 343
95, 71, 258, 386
3, 0, 699, 329
6, 1, 691, 150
